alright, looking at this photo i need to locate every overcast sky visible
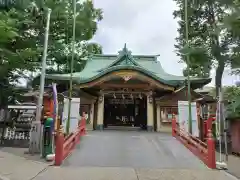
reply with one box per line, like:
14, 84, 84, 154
92, 0, 239, 87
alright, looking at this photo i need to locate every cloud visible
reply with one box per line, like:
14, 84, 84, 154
92, 0, 235, 86
93, 0, 185, 76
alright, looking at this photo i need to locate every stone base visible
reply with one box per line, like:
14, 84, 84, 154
147, 126, 154, 132
86, 124, 93, 131
96, 124, 104, 131
158, 126, 172, 133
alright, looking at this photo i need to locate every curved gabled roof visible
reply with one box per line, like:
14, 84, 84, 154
46, 44, 211, 88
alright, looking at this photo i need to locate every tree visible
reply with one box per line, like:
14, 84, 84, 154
32, 0, 103, 73
223, 0, 240, 71
0, 2, 42, 107
52, 42, 103, 74
0, 0, 103, 97
27, 0, 103, 87
215, 86, 240, 119
29, 42, 103, 87
173, 0, 235, 96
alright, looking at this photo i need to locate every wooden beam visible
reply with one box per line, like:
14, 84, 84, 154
100, 83, 151, 89
102, 90, 149, 94
72, 86, 97, 100
77, 70, 175, 91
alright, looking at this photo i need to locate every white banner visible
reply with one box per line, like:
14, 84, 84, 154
178, 101, 199, 137
62, 98, 80, 134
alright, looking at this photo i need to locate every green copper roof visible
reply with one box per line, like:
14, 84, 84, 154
46, 44, 211, 88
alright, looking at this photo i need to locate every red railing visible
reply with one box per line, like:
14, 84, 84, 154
54, 117, 86, 166
172, 116, 216, 169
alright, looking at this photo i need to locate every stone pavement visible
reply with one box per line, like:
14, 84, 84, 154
25, 166, 239, 180
0, 149, 238, 180
216, 152, 240, 179
0, 149, 49, 180
63, 131, 206, 169
0, 130, 239, 180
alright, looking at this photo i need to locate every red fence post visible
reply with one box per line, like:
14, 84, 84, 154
172, 114, 177, 137
55, 126, 64, 166
207, 129, 216, 169
79, 116, 86, 136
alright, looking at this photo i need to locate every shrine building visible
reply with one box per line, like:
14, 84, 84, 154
46, 44, 211, 132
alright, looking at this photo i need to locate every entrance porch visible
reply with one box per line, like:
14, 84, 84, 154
79, 70, 174, 132
80, 84, 163, 132
104, 96, 147, 129
95, 90, 154, 131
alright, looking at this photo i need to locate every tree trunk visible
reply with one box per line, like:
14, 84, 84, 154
215, 59, 224, 97
207, 2, 224, 97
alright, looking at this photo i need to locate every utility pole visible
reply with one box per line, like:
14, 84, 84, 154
184, 0, 192, 134
29, 8, 51, 154
66, 0, 77, 134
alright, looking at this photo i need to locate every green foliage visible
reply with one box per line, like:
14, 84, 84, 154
223, 86, 240, 118
180, 46, 211, 77
223, 0, 240, 70
0, 0, 103, 106
29, 0, 103, 74
173, 0, 235, 92
223, 0, 240, 38
0, 3, 43, 106
223, 86, 240, 101
208, 85, 240, 118
29, 42, 103, 87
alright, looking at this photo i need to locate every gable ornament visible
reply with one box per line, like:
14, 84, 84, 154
122, 75, 132, 82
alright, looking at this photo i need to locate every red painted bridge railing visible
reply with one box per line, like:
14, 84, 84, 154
172, 116, 216, 169
54, 117, 86, 166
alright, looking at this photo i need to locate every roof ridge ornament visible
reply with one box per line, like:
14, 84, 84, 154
115, 43, 136, 65
123, 43, 127, 51
96, 43, 142, 72
118, 43, 132, 57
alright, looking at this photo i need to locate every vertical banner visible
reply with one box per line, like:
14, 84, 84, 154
178, 101, 199, 137
52, 83, 58, 130
178, 101, 188, 132
191, 102, 199, 137
62, 98, 80, 133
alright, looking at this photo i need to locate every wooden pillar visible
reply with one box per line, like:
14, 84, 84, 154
147, 92, 154, 131
156, 104, 161, 132
90, 101, 95, 125
96, 94, 104, 130
86, 101, 95, 131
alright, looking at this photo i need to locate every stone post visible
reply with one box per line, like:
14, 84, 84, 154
147, 92, 154, 131
96, 94, 104, 130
